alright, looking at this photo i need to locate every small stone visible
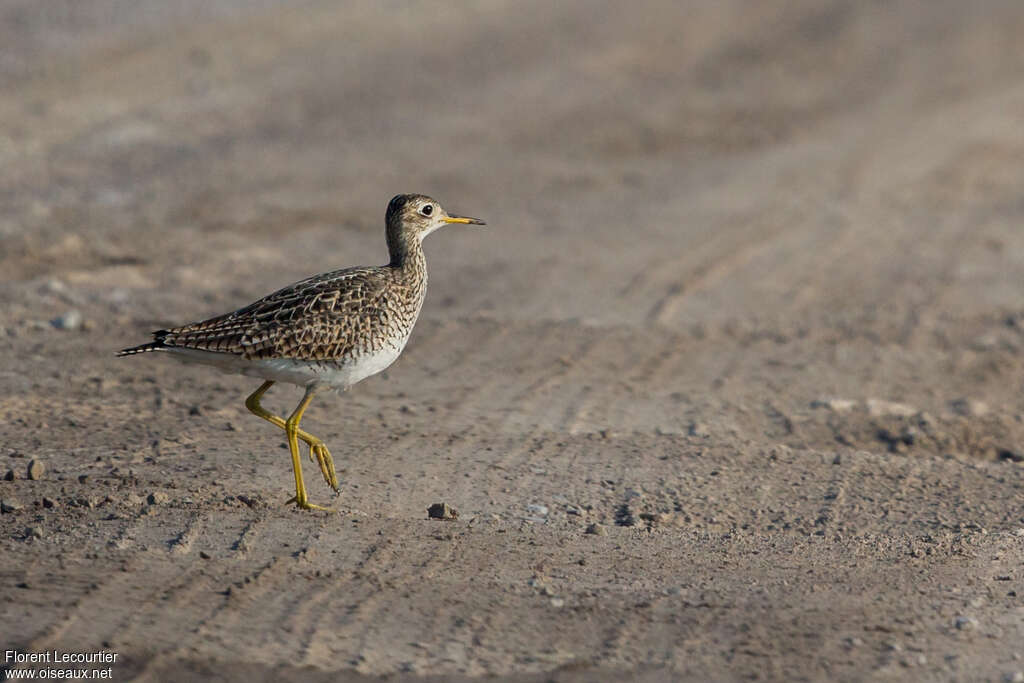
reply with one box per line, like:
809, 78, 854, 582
50, 310, 83, 331
3, 469, 13, 481
811, 398, 857, 412
951, 398, 989, 418
427, 502, 458, 520
41, 497, 56, 509
27, 459, 45, 480
550, 597, 565, 608
1, 498, 24, 513
123, 493, 142, 506
25, 526, 44, 539
688, 422, 710, 438
236, 494, 260, 508
954, 616, 978, 631
585, 523, 607, 536
832, 453, 842, 465
1003, 671, 1024, 683
526, 503, 549, 516
998, 449, 1023, 463
147, 491, 169, 505
42, 278, 67, 295
866, 399, 917, 418
199, 550, 211, 560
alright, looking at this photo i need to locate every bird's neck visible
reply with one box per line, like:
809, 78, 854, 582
387, 231, 428, 283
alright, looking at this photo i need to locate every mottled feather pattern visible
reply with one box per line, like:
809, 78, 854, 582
118, 194, 482, 385
154, 260, 427, 362
116, 195, 483, 509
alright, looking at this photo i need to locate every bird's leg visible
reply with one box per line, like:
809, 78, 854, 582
279, 386, 334, 511
244, 381, 339, 491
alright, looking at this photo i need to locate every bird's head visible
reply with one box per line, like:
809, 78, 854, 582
386, 193, 486, 243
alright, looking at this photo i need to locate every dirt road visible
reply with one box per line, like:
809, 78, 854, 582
2, 1, 1023, 680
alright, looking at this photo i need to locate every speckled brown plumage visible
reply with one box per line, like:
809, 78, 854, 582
117, 194, 485, 510
135, 261, 425, 362
119, 194, 481, 370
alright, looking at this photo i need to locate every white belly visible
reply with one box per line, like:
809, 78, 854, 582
163, 343, 407, 390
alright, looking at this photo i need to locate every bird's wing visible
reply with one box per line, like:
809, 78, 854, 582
155, 267, 398, 361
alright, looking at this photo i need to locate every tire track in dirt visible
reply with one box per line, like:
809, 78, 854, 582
812, 450, 859, 537
287, 522, 472, 674
642, 204, 808, 327
22, 546, 217, 657
126, 515, 330, 679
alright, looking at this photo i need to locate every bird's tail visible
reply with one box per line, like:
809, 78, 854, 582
116, 333, 168, 357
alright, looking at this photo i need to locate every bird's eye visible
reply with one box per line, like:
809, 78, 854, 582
420, 204, 433, 216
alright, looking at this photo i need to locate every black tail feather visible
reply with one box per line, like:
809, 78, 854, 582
116, 330, 169, 357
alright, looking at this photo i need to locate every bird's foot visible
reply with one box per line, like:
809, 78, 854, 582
306, 439, 339, 491
284, 494, 336, 512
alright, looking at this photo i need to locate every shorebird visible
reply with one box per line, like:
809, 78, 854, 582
118, 194, 485, 510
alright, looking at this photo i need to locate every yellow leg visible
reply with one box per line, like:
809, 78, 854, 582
244, 381, 339, 492
281, 385, 334, 511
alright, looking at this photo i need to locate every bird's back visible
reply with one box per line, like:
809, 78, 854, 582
121, 264, 427, 364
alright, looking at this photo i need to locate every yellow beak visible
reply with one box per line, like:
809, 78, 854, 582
442, 215, 486, 226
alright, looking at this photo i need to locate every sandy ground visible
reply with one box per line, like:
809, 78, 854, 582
2, 1, 1024, 680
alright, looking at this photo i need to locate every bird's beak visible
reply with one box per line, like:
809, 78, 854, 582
442, 215, 486, 226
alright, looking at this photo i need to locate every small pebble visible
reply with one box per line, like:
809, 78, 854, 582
50, 310, 83, 331
1, 498, 24, 513
41, 497, 56, 509
951, 398, 989, 418
27, 459, 45, 480
3, 469, 14, 481
688, 422, 710, 438
236, 494, 259, 508
866, 398, 917, 418
147, 491, 169, 505
427, 502, 458, 520
526, 503, 549, 516
811, 398, 857, 412
954, 616, 978, 631
1004, 671, 1024, 683
550, 598, 565, 608
25, 526, 44, 540
585, 523, 607, 536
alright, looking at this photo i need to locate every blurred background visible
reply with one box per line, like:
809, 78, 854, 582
2, 1, 1024, 680
3, 0, 1024, 331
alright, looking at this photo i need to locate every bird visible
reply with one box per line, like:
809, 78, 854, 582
118, 194, 485, 511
